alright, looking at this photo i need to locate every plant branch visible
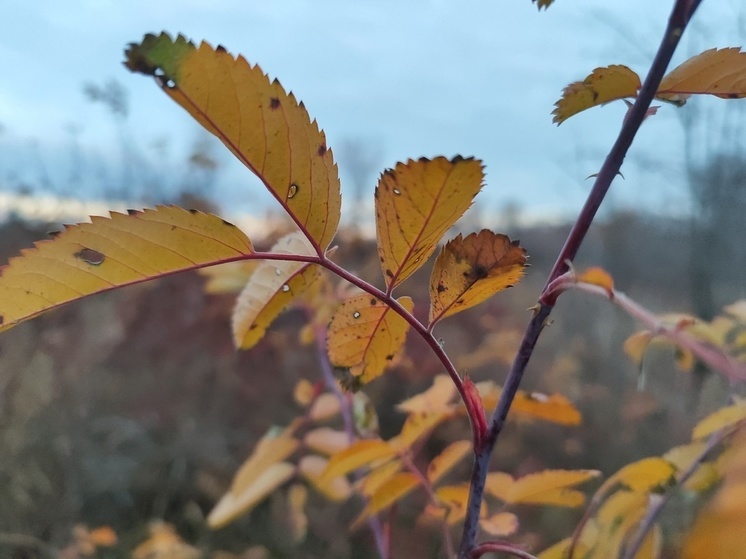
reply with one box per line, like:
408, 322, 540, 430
555, 278, 746, 383
458, 0, 703, 556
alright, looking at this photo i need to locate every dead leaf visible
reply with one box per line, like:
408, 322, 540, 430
553, 65, 641, 124
0, 207, 253, 333
327, 294, 413, 383
375, 156, 483, 289
429, 230, 526, 325
125, 33, 341, 250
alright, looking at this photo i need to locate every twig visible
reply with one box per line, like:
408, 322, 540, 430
457, 0, 704, 556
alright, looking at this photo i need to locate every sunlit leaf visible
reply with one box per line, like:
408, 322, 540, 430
553, 65, 641, 125
125, 33, 341, 250
0, 206, 253, 333
351, 473, 420, 529
657, 48, 746, 105
479, 512, 519, 537
375, 156, 483, 289
321, 439, 396, 482
427, 440, 472, 484
298, 455, 352, 501
692, 402, 746, 440
327, 294, 413, 384
232, 232, 320, 349
486, 469, 599, 507
429, 230, 526, 325
396, 374, 457, 414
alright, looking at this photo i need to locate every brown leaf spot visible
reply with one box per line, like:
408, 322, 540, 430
437, 283, 447, 293
370, 298, 377, 305
75, 248, 105, 266
0, 315, 4, 325
385, 354, 394, 361
474, 265, 488, 279
318, 144, 327, 156
216, 45, 227, 53
188, 208, 199, 214
385, 269, 394, 278
270, 97, 281, 110
127, 209, 140, 215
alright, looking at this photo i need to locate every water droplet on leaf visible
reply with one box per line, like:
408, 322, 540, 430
353, 311, 361, 319
275, 268, 282, 276
288, 184, 298, 199
282, 284, 290, 292
393, 188, 401, 195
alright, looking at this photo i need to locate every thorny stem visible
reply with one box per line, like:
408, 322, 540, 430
457, 1, 703, 556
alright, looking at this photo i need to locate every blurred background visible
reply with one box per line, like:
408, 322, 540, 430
1, 1, 745, 558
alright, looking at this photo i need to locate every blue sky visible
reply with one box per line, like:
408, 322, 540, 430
1, 0, 744, 225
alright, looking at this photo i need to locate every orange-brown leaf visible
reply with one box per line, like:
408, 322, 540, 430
232, 232, 320, 349
429, 230, 526, 325
375, 156, 483, 289
327, 294, 413, 384
0, 207, 253, 334
657, 48, 746, 105
125, 34, 341, 250
577, 266, 615, 294
553, 65, 641, 124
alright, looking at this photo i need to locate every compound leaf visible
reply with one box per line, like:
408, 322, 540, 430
375, 156, 483, 289
0, 206, 253, 333
552, 65, 641, 125
657, 47, 746, 105
429, 230, 526, 325
327, 294, 413, 384
125, 33, 341, 250
232, 232, 320, 349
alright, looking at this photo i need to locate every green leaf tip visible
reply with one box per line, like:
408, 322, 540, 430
123, 32, 195, 83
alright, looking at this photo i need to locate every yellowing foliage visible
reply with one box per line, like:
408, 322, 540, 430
327, 294, 414, 384
486, 469, 599, 507
429, 230, 526, 325
0, 207, 253, 333
375, 156, 483, 289
125, 33, 341, 250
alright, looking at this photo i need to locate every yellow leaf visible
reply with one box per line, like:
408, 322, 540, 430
552, 65, 641, 125
390, 410, 452, 452
286, 484, 308, 542
208, 462, 295, 529
303, 428, 350, 456
427, 440, 472, 484
0, 206, 253, 333
429, 230, 526, 325
663, 442, 720, 492
375, 156, 483, 289
293, 379, 315, 407
597, 457, 676, 498
433, 483, 485, 525
489, 469, 600, 508
352, 473, 420, 529
298, 455, 352, 502
327, 294, 413, 384
479, 512, 519, 537
624, 331, 655, 368
199, 261, 258, 294
577, 266, 615, 293
657, 48, 746, 105
537, 538, 591, 559
308, 393, 341, 422
396, 374, 457, 414
590, 490, 649, 559
692, 403, 746, 440
232, 232, 320, 349
356, 460, 403, 497
479, 385, 582, 426
125, 33, 341, 250
321, 439, 396, 481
